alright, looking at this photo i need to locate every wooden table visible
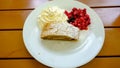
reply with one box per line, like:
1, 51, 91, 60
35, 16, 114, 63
0, 0, 120, 68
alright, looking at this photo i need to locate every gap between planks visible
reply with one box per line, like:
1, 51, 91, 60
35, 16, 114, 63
0, 6, 120, 11
0, 27, 120, 31
0, 56, 120, 60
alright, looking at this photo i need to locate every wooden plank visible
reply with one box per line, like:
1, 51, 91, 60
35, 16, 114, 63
0, 28, 120, 58
93, 8, 120, 27
98, 28, 120, 56
0, 0, 120, 10
0, 8, 120, 29
0, 31, 31, 58
81, 57, 120, 68
0, 59, 47, 68
0, 0, 48, 10
0, 10, 31, 29
0, 58, 120, 68
78, 0, 120, 7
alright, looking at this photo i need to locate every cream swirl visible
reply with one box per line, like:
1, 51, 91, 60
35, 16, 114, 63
38, 6, 68, 28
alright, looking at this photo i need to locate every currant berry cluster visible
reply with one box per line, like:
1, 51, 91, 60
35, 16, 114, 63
64, 7, 91, 30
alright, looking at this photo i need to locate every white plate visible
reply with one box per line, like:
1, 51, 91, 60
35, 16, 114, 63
23, 0, 105, 67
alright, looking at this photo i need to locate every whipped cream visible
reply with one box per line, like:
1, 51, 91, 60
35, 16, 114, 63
38, 6, 68, 28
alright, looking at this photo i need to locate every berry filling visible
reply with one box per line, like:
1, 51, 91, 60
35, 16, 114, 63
64, 7, 91, 30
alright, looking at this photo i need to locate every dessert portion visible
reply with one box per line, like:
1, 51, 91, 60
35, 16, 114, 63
41, 22, 80, 40
38, 6, 91, 41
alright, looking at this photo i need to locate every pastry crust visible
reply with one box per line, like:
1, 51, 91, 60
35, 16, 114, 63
41, 22, 80, 41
